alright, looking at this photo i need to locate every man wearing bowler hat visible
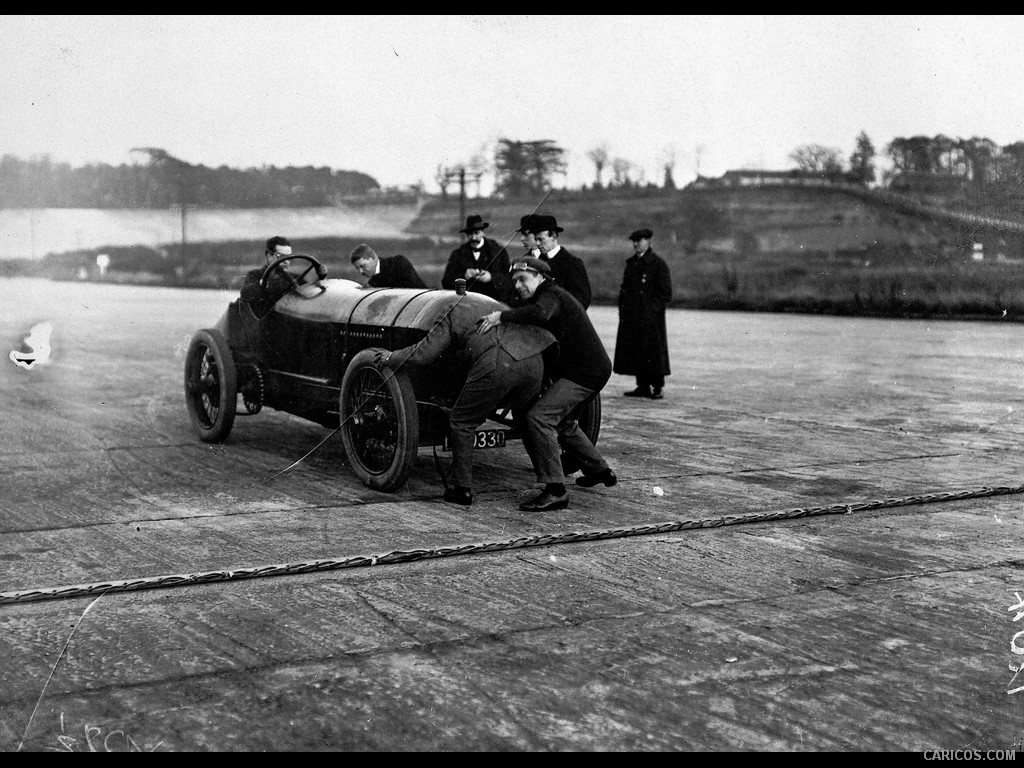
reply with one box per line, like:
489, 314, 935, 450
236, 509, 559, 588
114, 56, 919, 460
530, 214, 592, 309
516, 213, 543, 259
442, 214, 513, 303
613, 228, 672, 399
478, 257, 616, 512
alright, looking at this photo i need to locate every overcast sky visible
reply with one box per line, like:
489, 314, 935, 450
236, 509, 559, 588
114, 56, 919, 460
3, 14, 1024, 193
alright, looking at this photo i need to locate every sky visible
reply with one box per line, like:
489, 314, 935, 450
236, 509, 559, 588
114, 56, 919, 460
3, 14, 1024, 194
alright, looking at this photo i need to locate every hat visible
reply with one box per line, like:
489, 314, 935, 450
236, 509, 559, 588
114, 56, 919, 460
629, 228, 654, 241
509, 257, 551, 277
459, 214, 489, 233
516, 214, 541, 233
530, 214, 563, 234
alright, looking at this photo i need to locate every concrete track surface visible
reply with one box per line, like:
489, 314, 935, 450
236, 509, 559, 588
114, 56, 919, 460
1, 277, 1023, 752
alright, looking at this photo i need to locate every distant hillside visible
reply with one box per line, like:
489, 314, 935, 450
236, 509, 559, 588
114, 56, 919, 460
409, 185, 973, 257
0, 201, 425, 260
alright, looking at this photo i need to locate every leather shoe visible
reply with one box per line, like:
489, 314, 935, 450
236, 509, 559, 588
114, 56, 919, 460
624, 386, 652, 398
519, 490, 569, 511
650, 388, 664, 400
575, 468, 617, 488
443, 486, 473, 506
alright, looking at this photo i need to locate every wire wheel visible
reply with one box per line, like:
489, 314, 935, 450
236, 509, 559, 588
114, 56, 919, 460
340, 348, 419, 491
183, 329, 237, 442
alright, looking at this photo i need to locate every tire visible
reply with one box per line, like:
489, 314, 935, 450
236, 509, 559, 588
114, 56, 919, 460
339, 348, 419, 492
184, 329, 237, 442
561, 392, 602, 476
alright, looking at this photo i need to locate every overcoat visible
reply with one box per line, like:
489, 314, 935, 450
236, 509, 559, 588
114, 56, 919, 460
542, 247, 591, 309
441, 238, 512, 303
612, 247, 672, 377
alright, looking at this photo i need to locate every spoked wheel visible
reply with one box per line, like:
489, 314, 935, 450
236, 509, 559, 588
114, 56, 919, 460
184, 329, 237, 442
339, 348, 419, 491
560, 392, 602, 476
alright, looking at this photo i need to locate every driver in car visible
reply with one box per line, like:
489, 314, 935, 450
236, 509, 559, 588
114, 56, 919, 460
241, 235, 327, 318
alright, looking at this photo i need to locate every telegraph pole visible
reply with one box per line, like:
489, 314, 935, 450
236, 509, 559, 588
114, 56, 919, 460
458, 167, 466, 225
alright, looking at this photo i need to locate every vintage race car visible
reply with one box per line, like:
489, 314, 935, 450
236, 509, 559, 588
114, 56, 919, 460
183, 254, 602, 491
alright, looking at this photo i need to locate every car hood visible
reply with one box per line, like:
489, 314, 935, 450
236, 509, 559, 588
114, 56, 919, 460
272, 279, 507, 332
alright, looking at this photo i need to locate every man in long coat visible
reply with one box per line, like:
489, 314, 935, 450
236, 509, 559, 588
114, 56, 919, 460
441, 214, 513, 303
613, 228, 672, 400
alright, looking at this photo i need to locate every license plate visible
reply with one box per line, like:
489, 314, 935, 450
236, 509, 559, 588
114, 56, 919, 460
442, 429, 507, 451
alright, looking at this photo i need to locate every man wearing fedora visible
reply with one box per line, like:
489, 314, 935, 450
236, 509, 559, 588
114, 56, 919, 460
530, 214, 592, 309
442, 214, 513, 303
478, 257, 616, 512
613, 228, 672, 400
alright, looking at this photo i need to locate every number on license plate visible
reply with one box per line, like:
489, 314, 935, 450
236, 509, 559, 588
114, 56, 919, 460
442, 429, 507, 451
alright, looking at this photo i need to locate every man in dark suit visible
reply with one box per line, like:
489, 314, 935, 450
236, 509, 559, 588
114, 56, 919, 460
441, 214, 513, 303
530, 214, 592, 309
614, 228, 673, 400
517, 213, 542, 259
350, 243, 427, 288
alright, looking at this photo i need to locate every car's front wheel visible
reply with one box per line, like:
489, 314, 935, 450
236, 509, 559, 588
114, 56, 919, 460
339, 348, 419, 491
184, 328, 237, 442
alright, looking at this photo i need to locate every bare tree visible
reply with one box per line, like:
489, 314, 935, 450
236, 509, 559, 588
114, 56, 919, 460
611, 157, 632, 187
661, 145, 677, 190
789, 144, 844, 175
587, 142, 609, 189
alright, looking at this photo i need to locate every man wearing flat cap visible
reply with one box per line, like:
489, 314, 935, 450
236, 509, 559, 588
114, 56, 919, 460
442, 214, 513, 303
530, 214, 592, 309
613, 228, 673, 400
477, 256, 616, 512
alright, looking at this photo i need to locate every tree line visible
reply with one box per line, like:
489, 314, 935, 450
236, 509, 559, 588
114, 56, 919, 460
8, 131, 1024, 210
788, 131, 1024, 191
0, 149, 380, 209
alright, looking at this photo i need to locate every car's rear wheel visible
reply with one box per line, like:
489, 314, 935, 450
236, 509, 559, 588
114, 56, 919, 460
561, 393, 602, 476
184, 329, 237, 442
340, 348, 419, 491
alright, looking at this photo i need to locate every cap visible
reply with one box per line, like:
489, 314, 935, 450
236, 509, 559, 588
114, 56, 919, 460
629, 228, 654, 241
509, 257, 551, 277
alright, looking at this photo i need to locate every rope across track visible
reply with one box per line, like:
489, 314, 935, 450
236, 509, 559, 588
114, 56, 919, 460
3, 482, 1022, 606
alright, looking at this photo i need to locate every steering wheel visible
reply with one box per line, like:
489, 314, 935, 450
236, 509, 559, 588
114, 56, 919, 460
260, 254, 326, 294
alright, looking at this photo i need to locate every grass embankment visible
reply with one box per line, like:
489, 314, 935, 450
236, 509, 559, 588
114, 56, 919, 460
26, 235, 1023, 322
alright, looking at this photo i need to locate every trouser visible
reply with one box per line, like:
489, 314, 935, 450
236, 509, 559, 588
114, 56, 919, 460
522, 377, 609, 485
449, 348, 544, 488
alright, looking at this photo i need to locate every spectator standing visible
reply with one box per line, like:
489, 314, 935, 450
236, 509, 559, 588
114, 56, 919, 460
478, 257, 616, 512
442, 214, 513, 303
531, 214, 592, 309
350, 243, 427, 288
613, 228, 672, 400
376, 302, 556, 506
